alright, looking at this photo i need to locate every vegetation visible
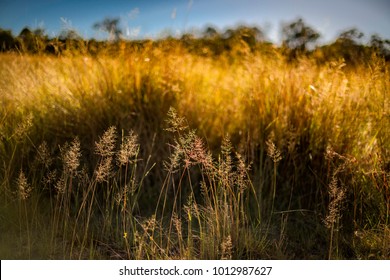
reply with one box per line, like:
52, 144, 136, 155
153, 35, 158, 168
0, 18, 389, 259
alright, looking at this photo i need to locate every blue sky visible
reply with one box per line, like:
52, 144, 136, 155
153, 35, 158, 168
0, 0, 389, 43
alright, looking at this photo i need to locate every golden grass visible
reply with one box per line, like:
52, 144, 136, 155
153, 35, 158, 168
0, 44, 389, 259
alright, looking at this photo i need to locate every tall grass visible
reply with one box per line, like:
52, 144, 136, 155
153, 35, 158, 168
0, 44, 389, 259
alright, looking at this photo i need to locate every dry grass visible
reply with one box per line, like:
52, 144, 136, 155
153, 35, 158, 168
0, 43, 389, 259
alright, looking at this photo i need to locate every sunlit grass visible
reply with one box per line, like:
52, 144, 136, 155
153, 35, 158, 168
0, 43, 389, 259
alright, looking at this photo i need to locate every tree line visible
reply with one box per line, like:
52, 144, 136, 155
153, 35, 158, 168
0, 17, 389, 63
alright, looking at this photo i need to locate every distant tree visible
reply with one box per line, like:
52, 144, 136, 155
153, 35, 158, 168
333, 28, 368, 64
59, 29, 82, 41
203, 26, 219, 39
19, 27, 33, 40
314, 27, 371, 66
0, 28, 16, 51
18, 27, 47, 52
370, 34, 384, 48
33, 28, 46, 38
370, 34, 390, 59
337, 28, 364, 45
224, 26, 263, 42
181, 33, 194, 41
223, 25, 264, 53
282, 18, 320, 52
56, 29, 83, 54
93, 17, 122, 41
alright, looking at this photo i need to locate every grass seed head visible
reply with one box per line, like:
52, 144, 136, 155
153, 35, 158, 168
165, 107, 188, 133
324, 174, 346, 229
117, 130, 139, 166
220, 235, 233, 260
95, 157, 113, 183
35, 141, 53, 168
95, 126, 117, 157
16, 170, 32, 200
62, 137, 81, 174
266, 139, 282, 163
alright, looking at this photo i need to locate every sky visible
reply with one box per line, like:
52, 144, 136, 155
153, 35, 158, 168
0, 0, 389, 44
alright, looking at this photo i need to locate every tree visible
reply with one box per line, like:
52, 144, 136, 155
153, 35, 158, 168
337, 28, 364, 45
203, 26, 219, 39
59, 29, 82, 41
0, 28, 16, 51
370, 34, 390, 59
18, 27, 47, 52
33, 28, 46, 38
19, 27, 33, 40
282, 18, 320, 52
226, 26, 263, 41
93, 17, 122, 41
223, 25, 264, 53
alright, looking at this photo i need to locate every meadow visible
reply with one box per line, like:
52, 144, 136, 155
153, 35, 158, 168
0, 39, 389, 259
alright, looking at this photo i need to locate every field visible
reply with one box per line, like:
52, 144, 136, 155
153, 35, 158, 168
0, 41, 389, 259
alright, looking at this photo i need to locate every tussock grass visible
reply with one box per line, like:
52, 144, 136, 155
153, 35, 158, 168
0, 45, 389, 259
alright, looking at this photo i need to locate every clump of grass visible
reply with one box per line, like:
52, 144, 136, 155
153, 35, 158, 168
15, 170, 33, 258
266, 139, 282, 219
324, 173, 346, 259
155, 108, 266, 259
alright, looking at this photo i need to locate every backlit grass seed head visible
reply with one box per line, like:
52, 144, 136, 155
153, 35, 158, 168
164, 145, 182, 173
200, 181, 209, 199
186, 136, 213, 169
172, 213, 182, 238
221, 135, 233, 157
95, 156, 113, 183
35, 141, 52, 168
165, 107, 188, 133
164, 130, 196, 172
219, 135, 234, 184
62, 137, 81, 174
236, 152, 250, 192
325, 145, 337, 161
16, 170, 32, 200
221, 135, 233, 173
43, 170, 58, 189
140, 215, 157, 238
324, 174, 346, 229
115, 184, 128, 207
220, 235, 233, 260
117, 131, 139, 166
55, 177, 66, 194
266, 139, 282, 163
95, 126, 117, 157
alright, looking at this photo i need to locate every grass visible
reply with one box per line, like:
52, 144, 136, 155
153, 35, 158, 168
0, 42, 389, 259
